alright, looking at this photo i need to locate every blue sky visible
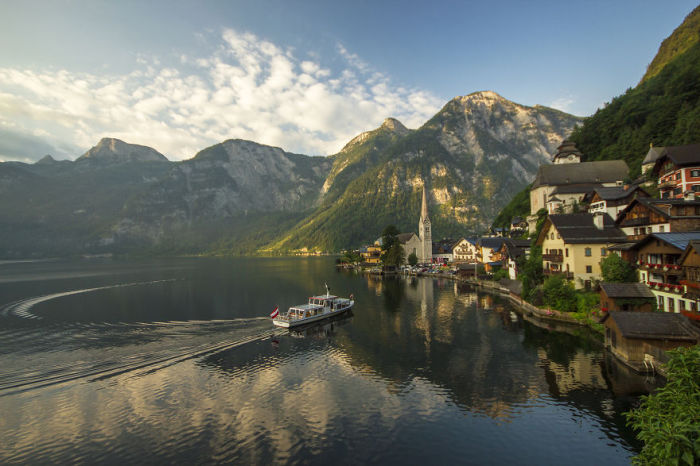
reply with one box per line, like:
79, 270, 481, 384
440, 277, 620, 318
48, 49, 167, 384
0, 0, 696, 161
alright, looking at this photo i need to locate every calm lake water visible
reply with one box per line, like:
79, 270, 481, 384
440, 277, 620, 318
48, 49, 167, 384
0, 257, 660, 464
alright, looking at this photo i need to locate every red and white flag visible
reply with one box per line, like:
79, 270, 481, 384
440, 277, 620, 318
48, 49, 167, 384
270, 306, 279, 319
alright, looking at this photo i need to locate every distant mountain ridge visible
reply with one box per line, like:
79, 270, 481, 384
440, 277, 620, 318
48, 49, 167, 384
0, 92, 581, 258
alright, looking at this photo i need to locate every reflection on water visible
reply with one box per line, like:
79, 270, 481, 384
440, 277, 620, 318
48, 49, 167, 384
0, 258, 658, 464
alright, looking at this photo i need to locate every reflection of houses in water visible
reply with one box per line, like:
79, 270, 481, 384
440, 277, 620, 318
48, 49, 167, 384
479, 294, 494, 309
365, 275, 384, 295
537, 348, 607, 395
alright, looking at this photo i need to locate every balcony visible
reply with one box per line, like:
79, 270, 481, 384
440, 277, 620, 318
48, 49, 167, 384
542, 253, 563, 262
620, 216, 650, 227
638, 262, 682, 274
646, 281, 684, 294
658, 179, 677, 189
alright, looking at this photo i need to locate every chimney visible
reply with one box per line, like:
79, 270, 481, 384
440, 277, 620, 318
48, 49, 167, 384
593, 212, 605, 230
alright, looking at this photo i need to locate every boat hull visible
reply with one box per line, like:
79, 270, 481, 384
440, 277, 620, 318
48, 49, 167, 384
273, 302, 354, 328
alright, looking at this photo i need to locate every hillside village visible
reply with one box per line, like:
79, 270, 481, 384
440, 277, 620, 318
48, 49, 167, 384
346, 140, 700, 371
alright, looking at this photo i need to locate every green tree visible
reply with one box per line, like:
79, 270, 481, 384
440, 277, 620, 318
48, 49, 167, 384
407, 252, 418, 266
383, 243, 405, 267
625, 346, 700, 465
600, 253, 637, 282
542, 275, 578, 312
381, 224, 400, 251
520, 246, 544, 302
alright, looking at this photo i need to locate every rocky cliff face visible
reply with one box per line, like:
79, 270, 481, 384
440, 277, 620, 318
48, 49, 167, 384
77, 138, 169, 163
0, 92, 581, 257
266, 91, 582, 251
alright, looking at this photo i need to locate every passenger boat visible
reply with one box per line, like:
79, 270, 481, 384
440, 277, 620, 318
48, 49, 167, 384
272, 286, 354, 328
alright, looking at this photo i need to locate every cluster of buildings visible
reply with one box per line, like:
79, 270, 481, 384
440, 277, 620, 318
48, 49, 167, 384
522, 140, 700, 371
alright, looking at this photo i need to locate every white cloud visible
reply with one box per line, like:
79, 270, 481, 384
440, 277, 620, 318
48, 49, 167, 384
0, 29, 441, 161
549, 95, 576, 113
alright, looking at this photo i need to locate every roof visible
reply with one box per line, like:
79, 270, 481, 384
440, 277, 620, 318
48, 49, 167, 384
551, 183, 601, 195
630, 232, 700, 252
603, 312, 699, 341
552, 140, 583, 161
592, 185, 646, 201
606, 242, 638, 251
680, 240, 700, 265
642, 146, 666, 165
291, 303, 324, 311
539, 213, 627, 244
532, 160, 629, 189
616, 197, 700, 225
397, 233, 418, 244
600, 283, 655, 299
478, 237, 507, 249
652, 143, 700, 171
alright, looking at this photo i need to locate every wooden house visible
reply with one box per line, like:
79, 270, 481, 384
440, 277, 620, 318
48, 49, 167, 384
631, 232, 700, 312
584, 185, 649, 220
679, 240, 700, 320
602, 311, 699, 372
599, 283, 655, 312
615, 197, 700, 241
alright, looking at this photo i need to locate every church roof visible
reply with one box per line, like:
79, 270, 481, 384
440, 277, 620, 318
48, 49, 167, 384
532, 160, 629, 189
397, 233, 418, 244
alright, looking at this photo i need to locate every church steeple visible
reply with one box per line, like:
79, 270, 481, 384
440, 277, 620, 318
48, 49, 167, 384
418, 185, 432, 263
421, 185, 430, 222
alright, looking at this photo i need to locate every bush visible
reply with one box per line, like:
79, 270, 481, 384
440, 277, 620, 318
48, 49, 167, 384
407, 252, 418, 266
600, 254, 637, 282
625, 346, 700, 465
492, 269, 509, 281
542, 275, 577, 312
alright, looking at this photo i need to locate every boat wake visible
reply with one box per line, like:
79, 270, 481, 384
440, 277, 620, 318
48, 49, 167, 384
0, 318, 285, 397
0, 280, 177, 319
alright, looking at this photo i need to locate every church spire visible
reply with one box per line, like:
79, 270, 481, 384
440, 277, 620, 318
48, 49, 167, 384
421, 185, 429, 221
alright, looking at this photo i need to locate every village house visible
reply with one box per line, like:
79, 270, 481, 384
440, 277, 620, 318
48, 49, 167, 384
599, 283, 656, 312
679, 241, 700, 320
528, 140, 629, 232
615, 196, 700, 241
602, 311, 700, 372
477, 237, 507, 265
583, 185, 649, 220
494, 239, 531, 280
360, 243, 382, 264
536, 212, 627, 289
452, 238, 479, 263
631, 232, 700, 313
432, 239, 458, 264
649, 143, 700, 199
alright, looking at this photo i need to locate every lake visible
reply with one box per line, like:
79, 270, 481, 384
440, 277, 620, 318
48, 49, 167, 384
0, 257, 659, 464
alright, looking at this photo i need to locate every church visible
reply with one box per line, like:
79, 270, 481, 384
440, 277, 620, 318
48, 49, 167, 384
398, 187, 433, 264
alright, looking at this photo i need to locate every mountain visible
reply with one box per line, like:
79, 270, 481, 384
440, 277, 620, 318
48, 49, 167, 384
0, 93, 580, 258
77, 137, 169, 163
265, 91, 581, 252
492, 6, 700, 230
640, 5, 700, 84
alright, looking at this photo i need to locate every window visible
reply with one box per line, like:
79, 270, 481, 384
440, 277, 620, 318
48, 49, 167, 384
691, 169, 700, 178
641, 272, 646, 282
634, 227, 639, 235
673, 187, 682, 195
693, 185, 700, 192
585, 247, 591, 257
586, 265, 593, 273
668, 297, 675, 313
557, 233, 560, 239
658, 296, 664, 310
647, 227, 652, 234
659, 225, 665, 232
680, 300, 686, 311
601, 248, 607, 256
565, 248, 569, 257
676, 172, 681, 180
611, 330, 616, 347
